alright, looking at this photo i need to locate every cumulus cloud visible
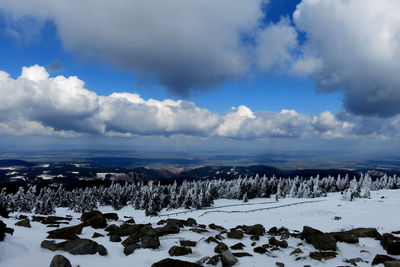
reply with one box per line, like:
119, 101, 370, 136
0, 0, 264, 96
294, 0, 400, 117
0, 65, 368, 140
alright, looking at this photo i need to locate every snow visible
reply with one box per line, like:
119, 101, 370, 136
1, 189, 400, 267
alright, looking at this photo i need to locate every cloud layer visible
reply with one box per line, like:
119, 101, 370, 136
2, 65, 400, 140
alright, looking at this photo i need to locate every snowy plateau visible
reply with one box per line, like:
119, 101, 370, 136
0, 189, 400, 267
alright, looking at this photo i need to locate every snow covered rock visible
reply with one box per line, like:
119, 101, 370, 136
49, 254, 72, 267
301, 226, 337, 251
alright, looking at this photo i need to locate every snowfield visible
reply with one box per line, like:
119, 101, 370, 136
1, 189, 400, 267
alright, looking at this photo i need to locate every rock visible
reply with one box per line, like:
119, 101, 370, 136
269, 237, 288, 248
221, 250, 237, 266
41, 239, 108, 256
49, 254, 72, 267
190, 228, 208, 234
198, 224, 207, 229
333, 216, 342, 220
122, 233, 140, 247
169, 246, 192, 256
124, 218, 135, 224
372, 254, 397, 265
329, 232, 359, 244
214, 242, 229, 253
80, 211, 107, 229
151, 258, 202, 267
124, 244, 139, 256
47, 224, 83, 240
186, 218, 197, 226
209, 223, 225, 231
108, 223, 146, 237
141, 229, 160, 249
206, 255, 220, 265
230, 243, 245, 250
242, 224, 265, 236
165, 219, 186, 227
227, 229, 243, 239
0, 204, 9, 218
268, 226, 290, 237
290, 248, 303, 255
0, 220, 13, 241
384, 261, 400, 267
33, 216, 71, 225
345, 228, 382, 239
250, 235, 260, 241
301, 226, 337, 251
251, 242, 256, 246
15, 218, 31, 228
47, 224, 60, 228
104, 224, 119, 232
233, 252, 252, 257
381, 233, 400, 255
92, 232, 104, 238
17, 215, 28, 220
103, 213, 119, 221
309, 251, 337, 261
253, 246, 268, 254
180, 240, 196, 247
206, 236, 219, 244
215, 234, 225, 240
343, 257, 365, 266
275, 262, 285, 267
110, 235, 121, 242
154, 222, 180, 236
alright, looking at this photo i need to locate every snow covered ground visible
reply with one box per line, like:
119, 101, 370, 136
1, 189, 400, 267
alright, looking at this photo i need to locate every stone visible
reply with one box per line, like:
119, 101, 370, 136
269, 237, 288, 248
227, 229, 243, 239
309, 251, 337, 261
206, 255, 220, 265
92, 232, 104, 238
221, 250, 237, 266
124, 218, 135, 224
250, 235, 260, 241
108, 223, 146, 237
109, 235, 121, 242
180, 240, 196, 247
151, 258, 202, 267
215, 234, 225, 240
186, 218, 197, 226
253, 246, 268, 254
233, 252, 252, 257
372, 254, 397, 265
121, 233, 140, 247
80, 211, 107, 229
301, 226, 337, 251
47, 224, 83, 240
275, 262, 284, 267
329, 231, 359, 244
343, 257, 365, 266
242, 224, 265, 236
0, 204, 9, 218
209, 223, 225, 231
104, 224, 119, 232
345, 228, 382, 239
190, 228, 208, 234
384, 261, 400, 267
230, 243, 245, 250
381, 233, 400, 255
49, 254, 72, 267
0, 220, 13, 241
141, 235, 160, 249
290, 248, 303, 255
214, 242, 228, 253
15, 218, 31, 228
206, 236, 219, 244
103, 213, 119, 221
124, 244, 139, 256
41, 239, 108, 256
154, 222, 180, 236
168, 246, 192, 256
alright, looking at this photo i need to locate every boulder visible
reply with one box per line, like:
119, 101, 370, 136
328, 232, 359, 244
190, 228, 208, 234
214, 242, 228, 253
227, 229, 243, 239
372, 254, 397, 265
269, 237, 288, 248
122, 233, 140, 247
209, 223, 225, 231
215, 234, 225, 240
141, 232, 160, 249
124, 218, 135, 224
108, 223, 146, 237
186, 218, 197, 226
268, 227, 289, 237
0, 204, 9, 218
15, 218, 31, 228
168, 246, 192, 256
206, 236, 219, 244
345, 228, 382, 239
233, 252, 252, 257
41, 239, 107, 256
384, 261, 400, 267
47, 224, 83, 240
242, 224, 265, 236
165, 219, 186, 228
309, 251, 337, 261
151, 258, 202, 267
290, 248, 303, 255
155, 223, 180, 236
103, 213, 119, 221
110, 235, 121, 242
0, 220, 13, 241
124, 244, 139, 256
206, 255, 220, 265
49, 254, 72, 267
230, 243, 245, 250
381, 233, 400, 255
180, 240, 196, 247
301, 226, 337, 251
80, 211, 107, 229
92, 232, 104, 238
221, 250, 238, 266
253, 246, 268, 254
343, 257, 366, 266
275, 262, 284, 267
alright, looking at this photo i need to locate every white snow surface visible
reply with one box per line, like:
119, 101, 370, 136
1, 189, 400, 267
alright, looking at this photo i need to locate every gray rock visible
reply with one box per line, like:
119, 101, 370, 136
41, 238, 107, 256
49, 254, 72, 267
301, 226, 337, 251
124, 244, 139, 256
221, 250, 238, 266
15, 218, 31, 228
47, 224, 83, 240
110, 235, 121, 242
381, 233, 400, 255
80, 211, 107, 229
227, 230, 243, 239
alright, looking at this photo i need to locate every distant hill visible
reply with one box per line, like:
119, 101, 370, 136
0, 159, 35, 167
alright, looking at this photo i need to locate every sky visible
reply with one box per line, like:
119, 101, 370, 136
0, 0, 400, 159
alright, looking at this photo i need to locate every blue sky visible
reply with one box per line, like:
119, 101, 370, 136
0, 0, 399, 158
